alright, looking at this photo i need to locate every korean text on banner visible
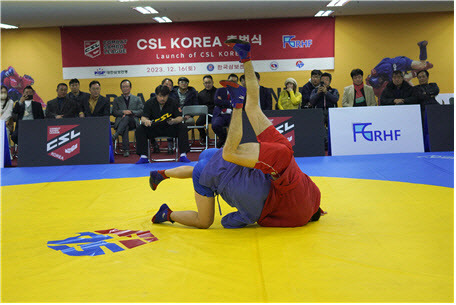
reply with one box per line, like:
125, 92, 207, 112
60, 18, 335, 79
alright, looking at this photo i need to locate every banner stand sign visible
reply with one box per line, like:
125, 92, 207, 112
18, 117, 111, 167
329, 105, 424, 156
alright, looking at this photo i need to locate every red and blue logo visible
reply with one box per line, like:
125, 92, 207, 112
47, 229, 158, 256
207, 64, 215, 71
296, 60, 304, 68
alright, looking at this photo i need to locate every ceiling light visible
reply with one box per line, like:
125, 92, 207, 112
0, 23, 18, 29
314, 10, 325, 17
133, 6, 158, 14
154, 17, 166, 23
162, 17, 172, 23
322, 10, 334, 16
327, 0, 350, 7
144, 6, 158, 14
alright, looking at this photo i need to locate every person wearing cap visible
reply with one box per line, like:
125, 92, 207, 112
277, 78, 302, 110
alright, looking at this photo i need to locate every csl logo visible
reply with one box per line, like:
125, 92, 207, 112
84, 40, 101, 58
353, 123, 401, 142
207, 64, 214, 71
270, 116, 295, 146
47, 125, 81, 161
283, 35, 313, 48
47, 229, 158, 256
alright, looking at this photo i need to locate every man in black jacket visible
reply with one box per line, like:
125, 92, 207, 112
300, 69, 322, 108
45, 83, 80, 119
380, 70, 417, 106
135, 85, 190, 164
197, 75, 217, 145
68, 78, 89, 116
11, 85, 44, 144
414, 70, 440, 107
81, 80, 110, 117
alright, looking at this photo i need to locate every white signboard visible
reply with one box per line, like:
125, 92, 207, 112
329, 105, 424, 156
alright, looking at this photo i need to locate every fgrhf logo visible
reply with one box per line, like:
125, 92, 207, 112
84, 40, 101, 58
353, 123, 401, 142
47, 229, 158, 256
270, 116, 295, 146
47, 125, 81, 161
282, 35, 313, 48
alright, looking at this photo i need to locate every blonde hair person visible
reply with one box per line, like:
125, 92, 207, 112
277, 78, 302, 110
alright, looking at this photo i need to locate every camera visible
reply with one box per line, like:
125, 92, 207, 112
320, 81, 325, 87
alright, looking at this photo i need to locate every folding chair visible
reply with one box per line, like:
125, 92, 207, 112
148, 136, 179, 162
182, 105, 209, 152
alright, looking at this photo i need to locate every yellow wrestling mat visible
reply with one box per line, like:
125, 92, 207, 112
1, 176, 453, 302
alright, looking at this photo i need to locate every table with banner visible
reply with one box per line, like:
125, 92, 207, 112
17, 117, 114, 167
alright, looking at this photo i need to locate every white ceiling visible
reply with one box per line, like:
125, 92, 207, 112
0, 0, 453, 29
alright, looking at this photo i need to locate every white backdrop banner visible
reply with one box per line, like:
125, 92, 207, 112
329, 105, 424, 156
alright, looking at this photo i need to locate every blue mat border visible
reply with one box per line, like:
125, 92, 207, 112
1, 152, 453, 188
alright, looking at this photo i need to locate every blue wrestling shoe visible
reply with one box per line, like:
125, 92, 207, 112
225, 39, 251, 63
152, 203, 174, 224
219, 80, 246, 109
179, 155, 191, 163
135, 157, 149, 164
149, 170, 168, 191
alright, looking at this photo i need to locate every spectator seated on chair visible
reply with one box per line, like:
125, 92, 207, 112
380, 70, 418, 106
342, 69, 377, 107
240, 73, 272, 111
68, 78, 89, 117
45, 83, 80, 119
277, 78, 302, 110
197, 75, 217, 146
135, 85, 190, 164
300, 69, 322, 109
213, 73, 238, 147
1, 85, 15, 140
11, 85, 45, 145
112, 79, 144, 157
413, 70, 440, 109
81, 80, 110, 117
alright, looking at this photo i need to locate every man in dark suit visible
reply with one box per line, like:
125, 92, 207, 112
45, 83, 80, 119
112, 79, 144, 157
81, 80, 110, 117
11, 85, 45, 144
240, 73, 272, 110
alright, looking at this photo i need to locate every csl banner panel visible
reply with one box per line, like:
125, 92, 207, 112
60, 18, 335, 79
329, 105, 424, 156
240, 109, 326, 157
18, 117, 111, 167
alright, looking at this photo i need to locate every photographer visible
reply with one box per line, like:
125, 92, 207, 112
309, 72, 339, 148
277, 78, 302, 110
309, 72, 339, 110
11, 85, 44, 144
